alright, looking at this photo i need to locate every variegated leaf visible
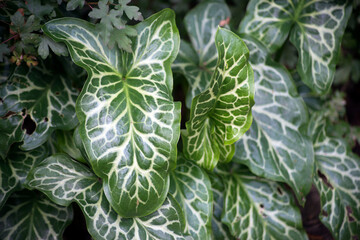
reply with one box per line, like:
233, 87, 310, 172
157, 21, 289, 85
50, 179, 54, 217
26, 154, 186, 240
182, 28, 254, 171
0, 190, 73, 240
42, 9, 181, 217
0, 144, 48, 209
309, 113, 360, 239
169, 155, 212, 239
221, 165, 307, 240
209, 173, 233, 240
0, 63, 78, 158
233, 35, 313, 201
172, 0, 231, 108
239, 0, 352, 93
239, 0, 293, 53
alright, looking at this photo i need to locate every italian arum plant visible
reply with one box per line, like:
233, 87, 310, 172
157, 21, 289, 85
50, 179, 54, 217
0, 0, 359, 239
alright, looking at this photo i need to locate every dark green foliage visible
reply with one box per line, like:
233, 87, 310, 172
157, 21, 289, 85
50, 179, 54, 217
0, 0, 359, 239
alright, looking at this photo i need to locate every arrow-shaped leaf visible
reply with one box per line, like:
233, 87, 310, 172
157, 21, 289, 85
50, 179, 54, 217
309, 113, 360, 239
0, 63, 78, 158
182, 28, 254, 170
169, 155, 212, 239
220, 165, 307, 239
26, 154, 186, 240
172, 0, 231, 108
233, 35, 313, 202
42, 9, 181, 217
0, 189, 73, 240
239, 0, 352, 93
0, 144, 48, 209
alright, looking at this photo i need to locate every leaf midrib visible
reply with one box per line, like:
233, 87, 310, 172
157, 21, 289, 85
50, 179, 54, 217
28, 199, 36, 238
118, 80, 140, 195
171, 172, 192, 234
232, 174, 269, 238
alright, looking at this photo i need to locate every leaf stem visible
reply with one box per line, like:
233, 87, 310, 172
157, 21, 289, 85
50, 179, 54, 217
1, 34, 19, 45
85, 1, 93, 10
0, 20, 10, 25
87, 1, 117, 6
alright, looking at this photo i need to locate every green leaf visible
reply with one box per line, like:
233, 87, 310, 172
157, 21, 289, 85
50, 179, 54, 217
26, 0, 55, 19
209, 173, 233, 240
26, 154, 186, 240
182, 27, 254, 171
239, 0, 352, 94
0, 190, 73, 239
11, 14, 41, 35
0, 57, 15, 84
221, 165, 307, 239
42, 9, 181, 217
0, 63, 78, 156
0, 114, 24, 159
73, 125, 89, 161
172, 0, 231, 108
38, 36, 68, 59
291, 2, 352, 94
123, 4, 143, 21
233, 36, 313, 202
117, 0, 143, 21
54, 130, 87, 163
309, 113, 360, 239
0, 144, 48, 209
89, 0, 126, 33
10, 11, 25, 30
88, 0, 109, 19
59, 57, 88, 87
88, 0, 140, 51
169, 155, 212, 239
66, 0, 85, 11
293, 72, 323, 111
108, 26, 137, 52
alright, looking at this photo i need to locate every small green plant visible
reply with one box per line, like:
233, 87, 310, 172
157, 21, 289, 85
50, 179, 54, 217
0, 0, 359, 239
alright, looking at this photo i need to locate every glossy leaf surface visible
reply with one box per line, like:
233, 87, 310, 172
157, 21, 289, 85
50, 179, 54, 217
221, 165, 307, 240
182, 28, 254, 170
169, 155, 212, 239
54, 130, 86, 163
0, 63, 78, 157
233, 36, 313, 201
0, 144, 48, 209
172, 0, 231, 108
73, 126, 89, 162
309, 113, 360, 239
0, 114, 24, 160
239, 0, 352, 93
43, 9, 181, 217
0, 190, 73, 240
26, 154, 186, 240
